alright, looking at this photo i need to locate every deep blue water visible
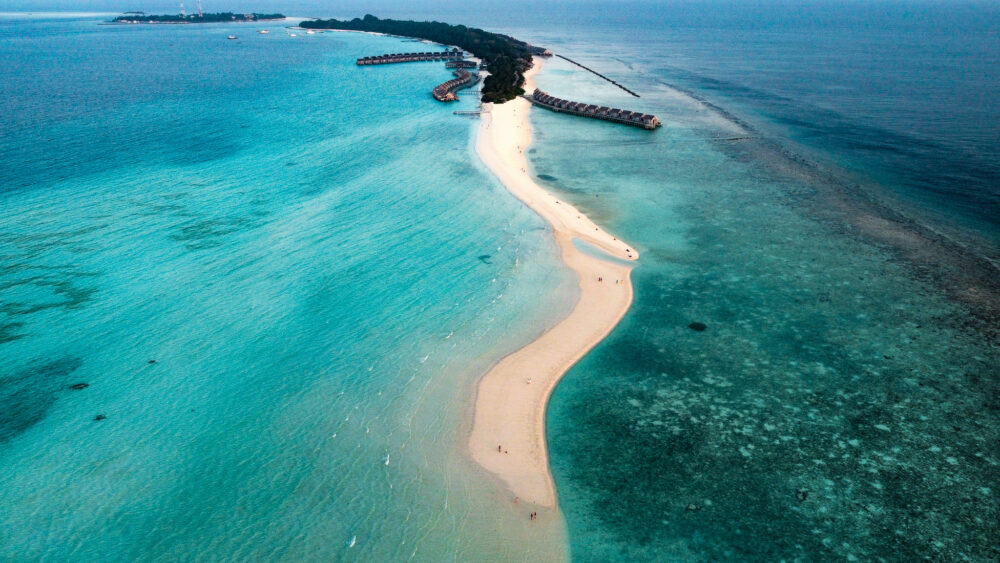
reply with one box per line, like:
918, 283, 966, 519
509, 2, 1000, 560
3, 1, 999, 561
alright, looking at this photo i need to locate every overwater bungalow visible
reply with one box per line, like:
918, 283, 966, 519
357, 49, 466, 65
527, 88, 661, 130
432, 69, 476, 102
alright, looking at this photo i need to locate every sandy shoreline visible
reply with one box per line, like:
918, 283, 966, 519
470, 59, 638, 509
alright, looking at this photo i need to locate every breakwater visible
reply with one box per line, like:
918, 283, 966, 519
433, 69, 477, 102
357, 48, 464, 65
555, 54, 640, 97
527, 89, 660, 130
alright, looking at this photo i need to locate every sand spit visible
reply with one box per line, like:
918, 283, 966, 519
470, 59, 638, 508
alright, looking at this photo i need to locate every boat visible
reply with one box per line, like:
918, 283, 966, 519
227, 35, 237, 40
289, 33, 297, 37
257, 29, 269, 34
306, 30, 315, 35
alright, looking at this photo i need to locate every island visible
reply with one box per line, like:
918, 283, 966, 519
301, 15, 534, 103
111, 12, 285, 24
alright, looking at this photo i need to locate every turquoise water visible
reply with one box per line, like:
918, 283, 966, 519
4, 2, 1000, 561
520, 14, 1000, 563
1, 15, 574, 560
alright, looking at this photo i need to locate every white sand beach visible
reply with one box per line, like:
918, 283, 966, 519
470, 59, 638, 509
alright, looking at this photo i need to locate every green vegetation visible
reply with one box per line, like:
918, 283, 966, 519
111, 12, 285, 24
301, 15, 534, 103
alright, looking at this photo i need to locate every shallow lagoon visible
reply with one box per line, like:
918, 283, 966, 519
0, 17, 573, 560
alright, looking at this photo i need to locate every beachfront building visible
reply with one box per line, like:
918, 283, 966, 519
527, 45, 553, 57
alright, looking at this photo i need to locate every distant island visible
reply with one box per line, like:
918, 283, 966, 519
111, 12, 285, 24
301, 15, 541, 103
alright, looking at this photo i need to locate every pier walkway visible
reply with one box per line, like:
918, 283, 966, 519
526, 89, 660, 130
555, 54, 640, 97
357, 48, 464, 65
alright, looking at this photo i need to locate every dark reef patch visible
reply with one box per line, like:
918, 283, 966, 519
0, 357, 83, 443
0, 321, 26, 344
170, 216, 255, 251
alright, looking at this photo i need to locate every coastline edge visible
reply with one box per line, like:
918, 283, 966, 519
469, 57, 639, 510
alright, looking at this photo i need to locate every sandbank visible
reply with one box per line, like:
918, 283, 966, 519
470, 58, 638, 508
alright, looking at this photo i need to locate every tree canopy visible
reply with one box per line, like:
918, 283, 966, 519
301, 15, 534, 103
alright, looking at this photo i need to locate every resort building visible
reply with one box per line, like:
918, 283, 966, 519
432, 69, 477, 102
527, 89, 661, 130
527, 45, 554, 57
357, 48, 465, 65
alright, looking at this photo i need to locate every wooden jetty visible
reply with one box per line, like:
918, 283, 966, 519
357, 48, 464, 65
526, 89, 660, 130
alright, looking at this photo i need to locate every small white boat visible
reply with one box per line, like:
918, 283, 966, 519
227, 35, 237, 40
289, 33, 297, 37
306, 30, 315, 35
257, 29, 269, 34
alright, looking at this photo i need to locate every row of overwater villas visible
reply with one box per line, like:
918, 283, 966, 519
530, 89, 660, 130
433, 69, 474, 102
356, 49, 464, 65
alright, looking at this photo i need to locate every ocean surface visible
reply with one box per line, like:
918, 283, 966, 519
3, 2, 999, 561
0, 13, 575, 561
507, 3, 1000, 561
